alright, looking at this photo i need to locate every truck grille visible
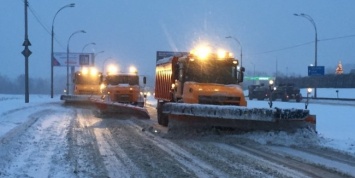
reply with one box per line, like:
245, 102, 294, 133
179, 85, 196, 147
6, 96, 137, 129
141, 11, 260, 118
198, 95, 241, 105
115, 94, 132, 103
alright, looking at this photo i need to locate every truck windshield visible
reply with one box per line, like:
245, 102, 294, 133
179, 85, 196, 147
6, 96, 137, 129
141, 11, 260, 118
75, 74, 101, 85
106, 75, 139, 85
185, 59, 237, 84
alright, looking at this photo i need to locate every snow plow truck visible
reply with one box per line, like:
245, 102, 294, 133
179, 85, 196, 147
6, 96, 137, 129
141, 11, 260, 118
60, 67, 103, 103
93, 66, 150, 118
154, 47, 316, 131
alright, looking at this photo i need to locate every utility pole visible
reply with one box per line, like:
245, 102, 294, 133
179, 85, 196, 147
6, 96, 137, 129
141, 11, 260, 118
22, 0, 32, 103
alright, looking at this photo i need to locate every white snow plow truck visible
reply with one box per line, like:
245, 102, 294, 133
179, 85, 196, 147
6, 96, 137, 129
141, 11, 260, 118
154, 47, 316, 131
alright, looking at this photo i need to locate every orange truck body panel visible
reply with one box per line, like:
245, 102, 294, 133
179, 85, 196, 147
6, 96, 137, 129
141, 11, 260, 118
73, 71, 102, 95
106, 85, 140, 103
154, 55, 247, 106
104, 74, 144, 105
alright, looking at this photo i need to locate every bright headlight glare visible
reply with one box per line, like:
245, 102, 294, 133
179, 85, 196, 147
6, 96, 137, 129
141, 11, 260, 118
217, 49, 226, 59
82, 67, 89, 75
90, 67, 98, 76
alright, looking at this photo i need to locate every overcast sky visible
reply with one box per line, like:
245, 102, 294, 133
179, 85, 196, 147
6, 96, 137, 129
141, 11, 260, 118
1, 0, 355, 81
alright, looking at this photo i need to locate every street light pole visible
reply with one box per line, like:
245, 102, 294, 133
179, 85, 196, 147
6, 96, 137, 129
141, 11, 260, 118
51, 3, 75, 98
94, 50, 104, 65
22, 0, 32, 103
102, 57, 111, 74
226, 36, 243, 68
81, 42, 96, 53
66, 30, 86, 95
294, 13, 318, 98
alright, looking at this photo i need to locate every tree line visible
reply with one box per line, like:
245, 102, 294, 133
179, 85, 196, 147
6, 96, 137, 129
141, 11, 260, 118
0, 74, 66, 94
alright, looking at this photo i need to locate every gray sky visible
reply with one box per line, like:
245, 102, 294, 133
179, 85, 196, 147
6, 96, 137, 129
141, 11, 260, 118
1, 0, 355, 80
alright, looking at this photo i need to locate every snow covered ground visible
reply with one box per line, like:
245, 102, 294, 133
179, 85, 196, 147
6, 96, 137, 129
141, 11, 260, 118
1, 88, 355, 157
119, 87, 353, 156
0, 89, 355, 177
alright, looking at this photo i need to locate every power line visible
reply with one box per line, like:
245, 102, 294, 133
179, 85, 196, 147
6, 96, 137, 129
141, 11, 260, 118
20, 0, 66, 50
251, 34, 355, 56
320, 34, 355, 42
252, 41, 314, 55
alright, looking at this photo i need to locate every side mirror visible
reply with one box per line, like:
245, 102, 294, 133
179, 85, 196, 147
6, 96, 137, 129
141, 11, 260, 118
239, 71, 244, 83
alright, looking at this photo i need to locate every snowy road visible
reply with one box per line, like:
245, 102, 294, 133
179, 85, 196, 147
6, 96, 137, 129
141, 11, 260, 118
0, 99, 355, 177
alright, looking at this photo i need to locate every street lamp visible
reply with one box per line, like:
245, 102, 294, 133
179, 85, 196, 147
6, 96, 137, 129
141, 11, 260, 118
95, 50, 105, 57
81, 42, 96, 53
226, 36, 243, 68
305, 88, 313, 109
93, 51, 104, 66
66, 30, 86, 95
51, 3, 75, 98
268, 80, 274, 108
294, 13, 318, 98
102, 57, 112, 74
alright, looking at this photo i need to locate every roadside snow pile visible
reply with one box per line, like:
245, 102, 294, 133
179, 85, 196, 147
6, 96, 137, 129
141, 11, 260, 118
0, 95, 20, 101
236, 129, 319, 147
236, 129, 355, 156
319, 137, 355, 156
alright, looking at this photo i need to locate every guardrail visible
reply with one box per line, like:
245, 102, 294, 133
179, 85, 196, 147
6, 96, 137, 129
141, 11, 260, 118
310, 97, 355, 101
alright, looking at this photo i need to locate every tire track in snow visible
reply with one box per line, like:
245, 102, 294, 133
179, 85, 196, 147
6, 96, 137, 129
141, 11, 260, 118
214, 143, 308, 178
129, 122, 229, 178
0, 109, 49, 144
94, 127, 145, 178
178, 141, 275, 177
267, 145, 355, 177
220, 141, 349, 178
69, 109, 108, 177
0, 107, 75, 177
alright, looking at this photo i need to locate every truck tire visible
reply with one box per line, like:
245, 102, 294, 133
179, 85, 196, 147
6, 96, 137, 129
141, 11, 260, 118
137, 102, 145, 107
257, 94, 265, 100
296, 94, 302, 102
157, 101, 169, 126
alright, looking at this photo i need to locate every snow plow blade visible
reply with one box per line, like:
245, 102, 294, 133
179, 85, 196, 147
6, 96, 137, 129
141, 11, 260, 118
92, 99, 150, 119
163, 103, 316, 132
60, 94, 100, 104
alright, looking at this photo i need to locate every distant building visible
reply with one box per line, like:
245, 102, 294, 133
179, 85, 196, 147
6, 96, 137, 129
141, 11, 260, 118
335, 61, 343, 74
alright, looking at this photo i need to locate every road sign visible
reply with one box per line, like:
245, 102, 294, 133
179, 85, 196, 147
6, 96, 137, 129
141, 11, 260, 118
308, 66, 324, 76
53, 52, 94, 67
156, 51, 188, 61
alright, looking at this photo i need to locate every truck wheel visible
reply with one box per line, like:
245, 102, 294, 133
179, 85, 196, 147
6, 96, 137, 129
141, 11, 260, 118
157, 101, 169, 126
257, 95, 264, 100
296, 94, 302, 102
137, 102, 144, 107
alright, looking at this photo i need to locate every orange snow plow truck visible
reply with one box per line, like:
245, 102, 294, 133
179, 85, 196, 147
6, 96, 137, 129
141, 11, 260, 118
93, 66, 150, 118
60, 67, 103, 103
154, 48, 316, 131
